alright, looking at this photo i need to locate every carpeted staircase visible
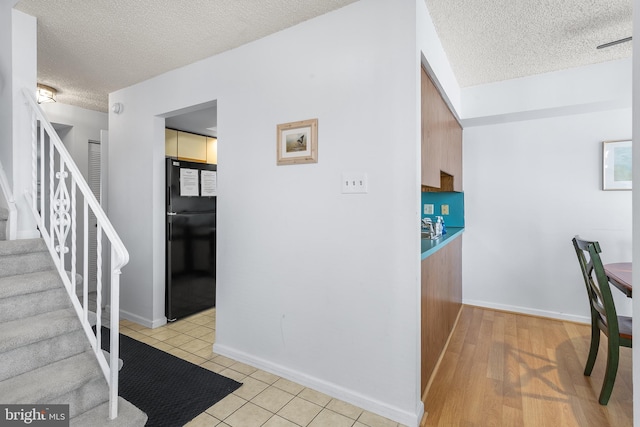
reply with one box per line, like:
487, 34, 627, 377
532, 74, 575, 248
0, 238, 147, 426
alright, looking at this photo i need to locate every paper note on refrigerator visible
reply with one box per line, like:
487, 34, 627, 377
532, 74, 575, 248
180, 168, 199, 196
201, 170, 217, 196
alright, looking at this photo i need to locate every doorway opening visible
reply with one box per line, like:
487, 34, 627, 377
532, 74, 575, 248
161, 101, 218, 329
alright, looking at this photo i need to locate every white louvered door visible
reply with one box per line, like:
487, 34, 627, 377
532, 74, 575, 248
88, 140, 101, 290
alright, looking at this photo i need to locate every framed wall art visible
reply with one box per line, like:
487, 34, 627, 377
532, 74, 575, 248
602, 139, 632, 190
277, 118, 318, 165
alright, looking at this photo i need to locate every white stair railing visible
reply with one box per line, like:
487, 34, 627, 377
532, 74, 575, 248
22, 88, 129, 420
0, 158, 17, 240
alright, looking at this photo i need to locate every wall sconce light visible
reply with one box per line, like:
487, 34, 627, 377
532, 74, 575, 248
36, 84, 57, 104
111, 103, 124, 114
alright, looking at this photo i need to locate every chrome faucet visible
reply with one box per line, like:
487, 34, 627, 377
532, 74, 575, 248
421, 217, 442, 239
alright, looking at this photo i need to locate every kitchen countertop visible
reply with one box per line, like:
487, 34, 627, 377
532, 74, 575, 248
421, 227, 464, 260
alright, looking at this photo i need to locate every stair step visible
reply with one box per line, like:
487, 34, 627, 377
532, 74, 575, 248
0, 269, 63, 299
0, 350, 102, 405
0, 252, 54, 278
51, 376, 109, 418
0, 238, 53, 278
0, 328, 89, 382
0, 238, 47, 256
0, 309, 90, 381
70, 397, 148, 427
0, 308, 81, 353
0, 286, 71, 323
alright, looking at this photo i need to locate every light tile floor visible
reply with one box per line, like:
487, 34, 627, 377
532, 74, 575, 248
119, 308, 407, 427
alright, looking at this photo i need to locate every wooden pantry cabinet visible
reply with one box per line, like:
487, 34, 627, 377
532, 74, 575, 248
421, 67, 462, 192
420, 236, 462, 396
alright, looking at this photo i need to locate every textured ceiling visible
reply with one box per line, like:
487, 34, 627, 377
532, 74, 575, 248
14, 0, 359, 112
14, 0, 633, 112
425, 0, 632, 87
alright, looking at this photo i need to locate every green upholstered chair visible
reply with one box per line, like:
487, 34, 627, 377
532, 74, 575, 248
572, 236, 632, 405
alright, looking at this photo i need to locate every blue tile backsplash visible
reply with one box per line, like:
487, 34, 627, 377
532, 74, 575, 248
421, 192, 464, 228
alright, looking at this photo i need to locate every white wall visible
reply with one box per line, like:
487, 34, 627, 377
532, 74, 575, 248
0, 1, 14, 183
461, 52, 633, 323
462, 58, 632, 125
11, 9, 37, 239
40, 102, 108, 181
109, 0, 423, 424
463, 108, 633, 321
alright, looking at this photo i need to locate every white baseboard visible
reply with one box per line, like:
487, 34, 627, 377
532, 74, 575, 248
150, 316, 168, 328
213, 343, 423, 427
119, 308, 167, 329
463, 299, 590, 324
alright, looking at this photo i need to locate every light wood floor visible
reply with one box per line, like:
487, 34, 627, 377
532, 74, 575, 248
423, 305, 632, 427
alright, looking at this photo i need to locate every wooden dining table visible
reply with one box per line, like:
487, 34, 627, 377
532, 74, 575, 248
604, 262, 632, 298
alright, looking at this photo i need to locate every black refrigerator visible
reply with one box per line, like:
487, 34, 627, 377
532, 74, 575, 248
165, 158, 217, 321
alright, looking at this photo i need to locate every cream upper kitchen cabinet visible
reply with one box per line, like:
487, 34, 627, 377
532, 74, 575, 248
165, 129, 217, 164
165, 129, 178, 158
206, 137, 217, 165
177, 131, 207, 163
